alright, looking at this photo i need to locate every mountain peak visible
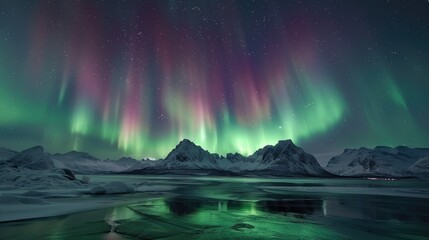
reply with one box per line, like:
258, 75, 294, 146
375, 146, 390, 149
395, 145, 410, 151
159, 138, 217, 169
276, 139, 295, 147
174, 139, 204, 152
343, 148, 353, 153
169, 138, 207, 156
56, 150, 99, 161
6, 145, 54, 170
22, 145, 44, 153
246, 139, 328, 176
177, 138, 196, 146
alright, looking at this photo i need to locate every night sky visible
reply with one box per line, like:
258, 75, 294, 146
0, 0, 428, 161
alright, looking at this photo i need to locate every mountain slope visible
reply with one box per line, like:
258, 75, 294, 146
325, 146, 429, 177
156, 139, 219, 170
0, 147, 17, 161
3, 146, 55, 170
216, 153, 251, 172
6, 140, 428, 178
52, 151, 142, 173
0, 146, 82, 189
244, 140, 329, 176
137, 139, 329, 176
406, 157, 429, 178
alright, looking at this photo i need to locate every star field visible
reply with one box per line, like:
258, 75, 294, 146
0, 0, 428, 159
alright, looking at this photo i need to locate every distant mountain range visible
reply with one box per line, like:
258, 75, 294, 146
1, 140, 429, 178
51, 151, 153, 174
326, 146, 429, 177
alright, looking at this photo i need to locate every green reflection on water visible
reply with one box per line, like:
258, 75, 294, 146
1, 177, 429, 240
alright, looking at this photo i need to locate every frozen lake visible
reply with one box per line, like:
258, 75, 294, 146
1, 175, 429, 239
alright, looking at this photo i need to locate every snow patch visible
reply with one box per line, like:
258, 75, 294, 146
89, 181, 135, 194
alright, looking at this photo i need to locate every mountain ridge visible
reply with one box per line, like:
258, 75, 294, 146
134, 139, 330, 176
2, 141, 429, 177
326, 146, 429, 177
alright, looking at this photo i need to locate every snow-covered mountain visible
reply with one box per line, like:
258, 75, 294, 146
216, 153, 249, 172
0, 147, 16, 161
52, 151, 143, 173
138, 139, 329, 176
1, 140, 327, 176
0, 146, 81, 188
0, 147, 153, 174
244, 140, 329, 176
3, 146, 55, 170
212, 140, 329, 176
156, 139, 219, 170
114, 157, 141, 168
325, 146, 429, 177
406, 156, 429, 178
125, 158, 156, 172
4, 140, 427, 178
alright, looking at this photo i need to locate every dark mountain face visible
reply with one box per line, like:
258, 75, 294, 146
224, 153, 247, 163
4, 146, 55, 170
148, 139, 329, 176
157, 139, 218, 169
246, 140, 329, 176
0, 147, 17, 161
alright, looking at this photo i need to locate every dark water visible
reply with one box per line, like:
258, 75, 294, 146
1, 176, 429, 239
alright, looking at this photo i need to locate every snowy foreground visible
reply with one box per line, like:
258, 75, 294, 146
0, 168, 179, 222
1, 171, 429, 223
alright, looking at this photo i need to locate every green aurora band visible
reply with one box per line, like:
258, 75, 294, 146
0, 1, 428, 159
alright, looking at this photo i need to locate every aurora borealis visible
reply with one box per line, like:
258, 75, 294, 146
0, 0, 428, 160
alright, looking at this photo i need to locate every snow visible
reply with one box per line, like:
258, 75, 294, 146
52, 151, 142, 173
325, 146, 429, 177
3, 146, 55, 170
89, 181, 135, 194
157, 139, 219, 170
0, 147, 16, 161
1, 139, 429, 224
2, 140, 429, 180
51, 151, 156, 174
0, 167, 83, 189
126, 159, 156, 171
0, 175, 174, 222
0, 139, 361, 178
147, 139, 329, 176
246, 140, 328, 176
406, 156, 429, 177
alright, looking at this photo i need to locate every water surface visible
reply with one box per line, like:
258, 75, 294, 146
1, 175, 428, 239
